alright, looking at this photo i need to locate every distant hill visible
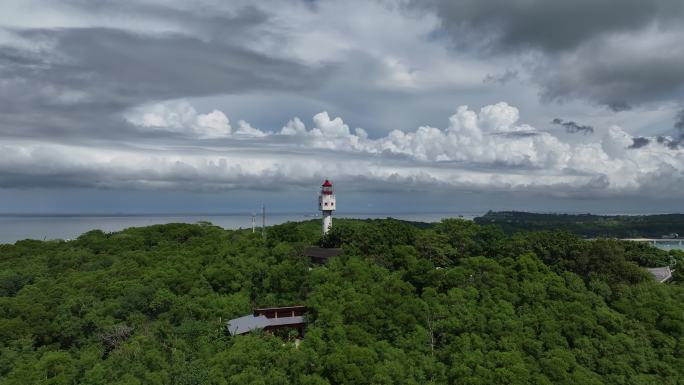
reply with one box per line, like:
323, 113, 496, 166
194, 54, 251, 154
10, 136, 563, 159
474, 211, 684, 238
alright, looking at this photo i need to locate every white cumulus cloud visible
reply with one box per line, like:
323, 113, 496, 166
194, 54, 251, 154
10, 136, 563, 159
5, 100, 681, 197
126, 100, 250, 138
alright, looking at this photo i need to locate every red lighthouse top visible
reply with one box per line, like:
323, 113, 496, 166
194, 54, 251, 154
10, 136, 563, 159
321, 179, 334, 194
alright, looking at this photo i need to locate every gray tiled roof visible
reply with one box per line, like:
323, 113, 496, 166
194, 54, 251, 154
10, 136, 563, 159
646, 266, 673, 283
226, 314, 270, 336
267, 316, 305, 327
226, 315, 306, 336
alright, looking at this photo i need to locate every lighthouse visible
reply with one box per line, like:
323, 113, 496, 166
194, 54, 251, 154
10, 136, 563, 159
318, 179, 336, 235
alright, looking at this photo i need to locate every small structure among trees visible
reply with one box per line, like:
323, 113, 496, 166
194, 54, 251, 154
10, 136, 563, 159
226, 306, 307, 338
646, 266, 673, 283
304, 246, 343, 264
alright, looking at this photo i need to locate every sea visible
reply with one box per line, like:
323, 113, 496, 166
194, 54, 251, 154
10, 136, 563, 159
0, 212, 480, 244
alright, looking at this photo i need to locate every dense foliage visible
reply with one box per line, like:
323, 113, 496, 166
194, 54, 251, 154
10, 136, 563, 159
475, 211, 684, 238
1, 218, 684, 384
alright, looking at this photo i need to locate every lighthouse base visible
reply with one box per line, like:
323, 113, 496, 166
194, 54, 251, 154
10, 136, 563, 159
322, 211, 333, 234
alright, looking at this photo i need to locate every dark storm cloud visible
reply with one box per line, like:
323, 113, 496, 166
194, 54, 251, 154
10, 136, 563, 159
411, 0, 684, 109
551, 118, 594, 135
413, 0, 684, 52
0, 26, 329, 139
657, 136, 681, 149
676, 109, 684, 131
629, 137, 651, 149
536, 43, 684, 109
653, 109, 684, 149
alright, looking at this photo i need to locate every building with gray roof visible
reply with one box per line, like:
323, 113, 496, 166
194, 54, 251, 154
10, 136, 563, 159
227, 306, 307, 337
646, 266, 673, 283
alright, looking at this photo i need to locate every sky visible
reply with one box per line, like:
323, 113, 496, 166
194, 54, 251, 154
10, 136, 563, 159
0, 0, 683, 214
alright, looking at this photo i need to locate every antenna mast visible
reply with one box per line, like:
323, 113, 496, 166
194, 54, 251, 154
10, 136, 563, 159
261, 204, 266, 239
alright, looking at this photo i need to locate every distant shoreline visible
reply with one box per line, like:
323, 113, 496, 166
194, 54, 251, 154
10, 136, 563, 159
0, 210, 679, 218
2, 211, 684, 245
0, 211, 485, 218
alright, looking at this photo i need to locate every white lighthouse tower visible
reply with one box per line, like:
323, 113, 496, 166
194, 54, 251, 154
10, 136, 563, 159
318, 179, 336, 234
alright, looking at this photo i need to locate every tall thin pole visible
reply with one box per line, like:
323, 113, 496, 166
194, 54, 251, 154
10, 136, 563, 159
251, 212, 256, 233
261, 204, 266, 239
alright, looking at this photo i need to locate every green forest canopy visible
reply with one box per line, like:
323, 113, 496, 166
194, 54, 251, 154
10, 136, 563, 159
2, 218, 684, 384
474, 211, 684, 238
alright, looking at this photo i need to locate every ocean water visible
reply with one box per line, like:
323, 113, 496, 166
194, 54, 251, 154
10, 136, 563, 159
0, 212, 479, 244
650, 242, 684, 251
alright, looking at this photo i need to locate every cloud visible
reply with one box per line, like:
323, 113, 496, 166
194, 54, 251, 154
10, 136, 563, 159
551, 118, 594, 135
483, 69, 518, 84
1, 0, 683, 210
676, 108, 684, 131
534, 27, 684, 109
607, 102, 632, 112
55, 2, 272, 42
125, 100, 235, 138
629, 137, 651, 149
411, 0, 684, 109
0, 26, 329, 139
1, 101, 682, 198
657, 136, 680, 149
651, 109, 684, 149
413, 0, 684, 52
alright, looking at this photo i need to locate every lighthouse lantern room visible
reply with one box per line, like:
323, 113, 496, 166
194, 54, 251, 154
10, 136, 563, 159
318, 179, 336, 234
